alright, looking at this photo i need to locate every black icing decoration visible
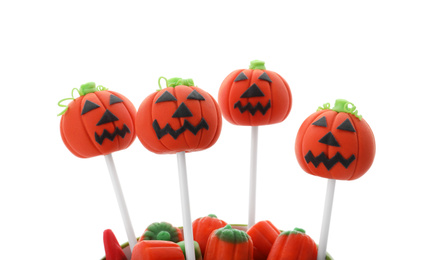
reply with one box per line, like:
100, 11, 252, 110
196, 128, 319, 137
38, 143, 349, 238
234, 72, 248, 82
318, 132, 340, 147
304, 151, 355, 170
156, 91, 177, 103
312, 116, 327, 127
187, 89, 205, 100
81, 100, 100, 115
240, 83, 265, 98
258, 72, 272, 83
153, 119, 209, 139
110, 94, 124, 105
337, 118, 356, 132
234, 100, 271, 116
172, 103, 193, 118
95, 124, 130, 145
96, 109, 119, 126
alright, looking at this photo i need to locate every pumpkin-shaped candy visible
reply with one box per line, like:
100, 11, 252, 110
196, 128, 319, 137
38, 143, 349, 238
136, 77, 222, 154
132, 240, 185, 260
246, 220, 280, 260
59, 82, 136, 158
295, 99, 375, 180
267, 228, 317, 260
204, 224, 253, 260
139, 222, 183, 243
192, 214, 228, 256
218, 60, 292, 126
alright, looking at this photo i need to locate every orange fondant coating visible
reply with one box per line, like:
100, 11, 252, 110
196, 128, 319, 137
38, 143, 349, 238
136, 85, 222, 154
218, 68, 291, 126
60, 90, 136, 158
295, 109, 375, 180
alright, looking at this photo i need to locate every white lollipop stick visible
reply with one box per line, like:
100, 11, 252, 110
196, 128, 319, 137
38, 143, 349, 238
317, 178, 336, 260
248, 126, 259, 229
176, 151, 196, 260
104, 154, 137, 256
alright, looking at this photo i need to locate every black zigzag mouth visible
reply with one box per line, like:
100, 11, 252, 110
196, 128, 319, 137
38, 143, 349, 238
153, 118, 209, 140
95, 124, 131, 145
304, 151, 355, 170
234, 100, 271, 115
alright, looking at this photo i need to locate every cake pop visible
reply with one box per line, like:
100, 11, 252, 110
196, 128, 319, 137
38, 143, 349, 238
136, 77, 222, 260
218, 60, 292, 228
295, 99, 375, 260
58, 82, 138, 256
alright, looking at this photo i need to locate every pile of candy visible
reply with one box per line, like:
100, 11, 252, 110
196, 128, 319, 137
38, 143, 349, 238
58, 60, 375, 260
103, 215, 333, 260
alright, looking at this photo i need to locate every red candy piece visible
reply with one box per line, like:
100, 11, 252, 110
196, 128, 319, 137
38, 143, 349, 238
103, 229, 127, 260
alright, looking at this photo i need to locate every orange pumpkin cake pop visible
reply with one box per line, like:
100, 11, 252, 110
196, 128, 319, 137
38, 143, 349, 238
218, 60, 292, 126
295, 99, 375, 180
136, 77, 222, 154
59, 82, 136, 158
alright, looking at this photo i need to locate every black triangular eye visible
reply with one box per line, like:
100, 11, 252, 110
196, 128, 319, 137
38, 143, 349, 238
187, 89, 205, 100
155, 91, 177, 103
312, 116, 327, 127
110, 94, 124, 105
258, 72, 272, 83
234, 72, 248, 82
81, 100, 100, 115
337, 118, 356, 132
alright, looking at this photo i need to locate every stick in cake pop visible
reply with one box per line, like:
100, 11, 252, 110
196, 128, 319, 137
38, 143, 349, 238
218, 60, 292, 228
295, 99, 376, 260
58, 82, 138, 256
135, 77, 222, 260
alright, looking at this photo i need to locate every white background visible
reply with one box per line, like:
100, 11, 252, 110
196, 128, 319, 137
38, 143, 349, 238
1, 1, 441, 259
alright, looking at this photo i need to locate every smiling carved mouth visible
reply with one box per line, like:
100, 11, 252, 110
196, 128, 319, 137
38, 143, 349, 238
95, 124, 131, 145
152, 118, 209, 140
304, 150, 355, 170
234, 100, 271, 115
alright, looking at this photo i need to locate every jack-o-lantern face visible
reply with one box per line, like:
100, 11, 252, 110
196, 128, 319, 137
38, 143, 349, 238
136, 78, 222, 154
295, 99, 375, 180
59, 82, 137, 158
218, 60, 292, 126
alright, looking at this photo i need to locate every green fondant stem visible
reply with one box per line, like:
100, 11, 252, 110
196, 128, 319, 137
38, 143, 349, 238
249, 60, 266, 70
57, 82, 107, 116
157, 77, 195, 91
317, 99, 362, 120
79, 82, 97, 95
332, 99, 362, 120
